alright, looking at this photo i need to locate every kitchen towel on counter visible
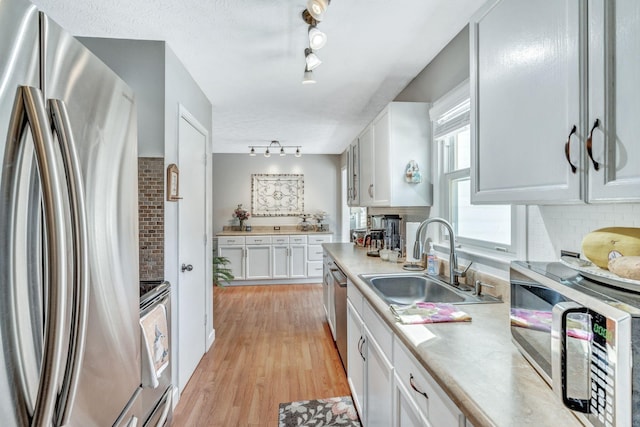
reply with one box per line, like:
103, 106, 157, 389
140, 303, 169, 388
390, 302, 471, 324
405, 222, 420, 263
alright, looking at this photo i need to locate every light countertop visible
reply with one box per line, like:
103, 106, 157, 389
322, 243, 582, 427
216, 226, 332, 236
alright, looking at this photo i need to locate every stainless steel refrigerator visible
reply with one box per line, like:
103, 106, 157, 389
0, 0, 141, 425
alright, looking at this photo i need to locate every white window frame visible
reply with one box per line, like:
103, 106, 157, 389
431, 80, 526, 260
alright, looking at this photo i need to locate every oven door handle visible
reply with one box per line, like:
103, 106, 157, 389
551, 302, 590, 413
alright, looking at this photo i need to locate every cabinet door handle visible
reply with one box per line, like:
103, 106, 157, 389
359, 336, 366, 361
564, 125, 578, 174
353, 182, 357, 198
368, 184, 373, 198
409, 374, 428, 400
586, 119, 600, 171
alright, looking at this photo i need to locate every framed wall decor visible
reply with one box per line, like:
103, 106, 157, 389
166, 163, 181, 201
251, 174, 304, 216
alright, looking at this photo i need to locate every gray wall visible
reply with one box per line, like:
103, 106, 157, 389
395, 25, 470, 103
212, 154, 341, 236
78, 38, 166, 157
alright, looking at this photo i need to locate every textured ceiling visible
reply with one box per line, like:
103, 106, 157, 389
31, 0, 485, 154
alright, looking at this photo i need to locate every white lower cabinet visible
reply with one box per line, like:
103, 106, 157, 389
272, 236, 307, 279
347, 283, 393, 427
218, 236, 246, 280
394, 337, 464, 427
395, 375, 430, 427
218, 233, 332, 282
347, 280, 466, 427
347, 299, 365, 419
289, 241, 307, 278
245, 244, 271, 279
364, 322, 393, 427
307, 234, 332, 277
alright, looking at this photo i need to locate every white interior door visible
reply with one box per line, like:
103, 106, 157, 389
177, 109, 208, 392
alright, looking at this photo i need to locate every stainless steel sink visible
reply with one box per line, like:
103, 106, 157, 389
358, 273, 502, 305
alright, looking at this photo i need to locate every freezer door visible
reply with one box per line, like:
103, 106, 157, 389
42, 14, 141, 427
0, 1, 42, 426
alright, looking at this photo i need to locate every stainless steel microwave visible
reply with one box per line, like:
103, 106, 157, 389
510, 261, 640, 427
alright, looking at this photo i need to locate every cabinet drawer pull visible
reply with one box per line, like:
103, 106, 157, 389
564, 125, 578, 174
586, 118, 600, 171
409, 374, 428, 400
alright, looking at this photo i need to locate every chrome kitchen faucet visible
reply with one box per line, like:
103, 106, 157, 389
413, 217, 471, 287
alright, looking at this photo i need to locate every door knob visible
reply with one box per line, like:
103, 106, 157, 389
181, 263, 193, 272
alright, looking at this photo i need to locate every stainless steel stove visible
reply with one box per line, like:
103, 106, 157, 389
139, 280, 173, 426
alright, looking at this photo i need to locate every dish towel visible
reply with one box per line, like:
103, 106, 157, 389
140, 303, 169, 388
390, 302, 471, 324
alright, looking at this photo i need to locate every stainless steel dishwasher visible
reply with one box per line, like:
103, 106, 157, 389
330, 263, 348, 371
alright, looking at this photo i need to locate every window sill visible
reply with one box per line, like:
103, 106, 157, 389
433, 242, 516, 273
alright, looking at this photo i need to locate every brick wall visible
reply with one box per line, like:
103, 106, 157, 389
138, 158, 165, 280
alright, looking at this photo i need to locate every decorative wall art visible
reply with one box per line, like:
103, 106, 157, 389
251, 174, 304, 216
404, 160, 422, 184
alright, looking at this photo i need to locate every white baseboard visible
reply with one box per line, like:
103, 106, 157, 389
207, 328, 215, 350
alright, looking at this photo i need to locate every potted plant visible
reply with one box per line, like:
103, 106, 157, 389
213, 256, 234, 286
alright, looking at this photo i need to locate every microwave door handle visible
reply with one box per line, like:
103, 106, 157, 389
2, 86, 69, 426
552, 302, 591, 413
49, 99, 90, 426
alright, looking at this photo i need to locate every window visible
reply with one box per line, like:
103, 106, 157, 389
431, 81, 521, 255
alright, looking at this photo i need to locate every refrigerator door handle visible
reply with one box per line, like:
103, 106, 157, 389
49, 98, 90, 426
2, 86, 68, 426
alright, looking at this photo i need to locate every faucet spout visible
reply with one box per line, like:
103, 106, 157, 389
413, 218, 460, 286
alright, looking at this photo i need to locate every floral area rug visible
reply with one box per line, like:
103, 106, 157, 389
278, 396, 361, 427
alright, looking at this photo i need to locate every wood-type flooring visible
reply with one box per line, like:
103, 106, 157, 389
172, 284, 350, 426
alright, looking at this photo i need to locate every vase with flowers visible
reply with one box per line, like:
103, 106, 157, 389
232, 204, 250, 231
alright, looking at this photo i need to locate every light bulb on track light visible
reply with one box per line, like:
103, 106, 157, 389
304, 48, 321, 70
308, 26, 327, 50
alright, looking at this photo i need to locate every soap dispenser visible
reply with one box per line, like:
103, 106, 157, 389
426, 242, 437, 275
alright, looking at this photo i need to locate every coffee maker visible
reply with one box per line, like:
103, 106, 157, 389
381, 215, 402, 251
371, 214, 403, 251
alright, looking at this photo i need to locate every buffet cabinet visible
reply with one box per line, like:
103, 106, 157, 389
217, 234, 332, 283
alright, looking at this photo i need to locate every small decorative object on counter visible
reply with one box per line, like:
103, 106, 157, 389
313, 210, 329, 232
232, 204, 250, 231
298, 213, 314, 231
426, 242, 437, 274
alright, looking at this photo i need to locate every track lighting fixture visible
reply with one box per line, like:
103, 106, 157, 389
248, 141, 302, 158
300, 1, 330, 83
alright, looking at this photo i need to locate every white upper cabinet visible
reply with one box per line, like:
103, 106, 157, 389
359, 125, 375, 206
587, 0, 640, 202
471, 0, 640, 204
359, 102, 432, 207
347, 139, 360, 207
470, 0, 582, 204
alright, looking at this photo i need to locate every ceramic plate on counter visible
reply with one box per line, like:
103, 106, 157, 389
560, 256, 640, 293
